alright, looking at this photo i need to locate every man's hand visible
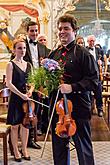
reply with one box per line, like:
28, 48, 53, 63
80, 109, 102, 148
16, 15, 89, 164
59, 84, 72, 94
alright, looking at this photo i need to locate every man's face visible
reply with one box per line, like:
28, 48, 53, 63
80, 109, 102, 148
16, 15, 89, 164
38, 36, 47, 46
27, 25, 38, 41
87, 39, 95, 47
58, 22, 75, 46
77, 38, 84, 47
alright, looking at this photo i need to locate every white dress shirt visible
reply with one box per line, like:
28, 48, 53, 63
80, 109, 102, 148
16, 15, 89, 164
27, 37, 39, 68
89, 47, 96, 61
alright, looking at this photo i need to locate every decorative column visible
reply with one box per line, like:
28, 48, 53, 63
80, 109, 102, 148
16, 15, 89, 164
50, 0, 78, 48
38, 8, 50, 35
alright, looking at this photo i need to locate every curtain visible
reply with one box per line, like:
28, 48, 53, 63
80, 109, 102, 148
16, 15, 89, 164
0, 5, 39, 18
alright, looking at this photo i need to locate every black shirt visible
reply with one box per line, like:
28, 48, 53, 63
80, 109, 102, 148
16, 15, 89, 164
49, 41, 99, 119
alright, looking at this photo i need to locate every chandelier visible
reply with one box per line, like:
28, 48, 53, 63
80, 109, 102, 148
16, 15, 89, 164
92, 0, 105, 36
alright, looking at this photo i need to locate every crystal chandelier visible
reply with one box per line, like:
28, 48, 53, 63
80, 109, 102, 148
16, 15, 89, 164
92, 0, 105, 36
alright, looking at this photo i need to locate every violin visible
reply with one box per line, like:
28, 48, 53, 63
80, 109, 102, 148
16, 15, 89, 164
55, 94, 76, 138
22, 100, 37, 129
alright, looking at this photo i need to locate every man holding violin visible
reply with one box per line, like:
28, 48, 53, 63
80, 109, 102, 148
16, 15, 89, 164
86, 35, 104, 117
49, 14, 99, 165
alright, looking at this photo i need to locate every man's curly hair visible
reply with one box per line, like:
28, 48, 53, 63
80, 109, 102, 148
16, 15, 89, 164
57, 14, 79, 31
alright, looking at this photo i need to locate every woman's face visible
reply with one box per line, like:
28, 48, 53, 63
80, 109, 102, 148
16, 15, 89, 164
77, 38, 84, 47
14, 42, 26, 57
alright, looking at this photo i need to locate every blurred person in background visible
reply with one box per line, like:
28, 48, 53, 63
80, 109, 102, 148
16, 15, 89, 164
86, 35, 103, 117
95, 43, 107, 74
76, 35, 85, 47
105, 49, 110, 73
37, 33, 51, 52
37, 34, 47, 46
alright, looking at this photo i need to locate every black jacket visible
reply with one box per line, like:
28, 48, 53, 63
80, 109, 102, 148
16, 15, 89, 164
86, 46, 104, 62
24, 38, 50, 66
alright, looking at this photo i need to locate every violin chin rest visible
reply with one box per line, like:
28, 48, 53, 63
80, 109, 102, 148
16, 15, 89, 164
59, 132, 69, 138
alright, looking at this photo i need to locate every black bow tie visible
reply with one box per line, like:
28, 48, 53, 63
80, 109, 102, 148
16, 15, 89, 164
88, 47, 93, 51
29, 39, 37, 46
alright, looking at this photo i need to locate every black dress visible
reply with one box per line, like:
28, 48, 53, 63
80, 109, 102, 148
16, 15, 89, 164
7, 61, 31, 125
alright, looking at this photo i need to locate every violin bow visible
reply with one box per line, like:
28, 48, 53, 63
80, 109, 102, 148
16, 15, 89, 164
40, 89, 60, 158
29, 98, 49, 108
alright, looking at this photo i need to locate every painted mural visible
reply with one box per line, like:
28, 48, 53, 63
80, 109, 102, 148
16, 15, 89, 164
0, 0, 42, 80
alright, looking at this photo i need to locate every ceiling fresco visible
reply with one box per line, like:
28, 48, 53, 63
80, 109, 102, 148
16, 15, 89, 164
0, 0, 24, 4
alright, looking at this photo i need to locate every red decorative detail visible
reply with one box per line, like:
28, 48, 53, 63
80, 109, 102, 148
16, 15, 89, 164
0, 5, 39, 18
62, 51, 67, 56
0, 4, 39, 31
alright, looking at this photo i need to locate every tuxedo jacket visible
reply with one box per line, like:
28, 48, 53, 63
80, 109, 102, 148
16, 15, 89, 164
86, 46, 104, 62
24, 38, 51, 66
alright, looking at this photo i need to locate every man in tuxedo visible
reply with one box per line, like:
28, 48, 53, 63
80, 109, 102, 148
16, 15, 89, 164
86, 35, 103, 117
24, 21, 50, 149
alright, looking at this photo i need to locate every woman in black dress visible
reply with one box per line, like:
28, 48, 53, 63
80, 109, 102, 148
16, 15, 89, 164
6, 38, 34, 162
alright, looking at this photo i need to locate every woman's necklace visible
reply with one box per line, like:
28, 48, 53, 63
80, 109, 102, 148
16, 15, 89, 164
13, 59, 27, 72
14, 58, 23, 63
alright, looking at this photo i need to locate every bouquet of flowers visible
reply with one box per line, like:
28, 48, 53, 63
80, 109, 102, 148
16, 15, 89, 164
28, 58, 64, 95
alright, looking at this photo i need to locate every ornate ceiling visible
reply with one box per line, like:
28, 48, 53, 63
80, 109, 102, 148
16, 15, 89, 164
67, 0, 110, 26
0, 0, 24, 4
64, 0, 110, 37
0, 0, 109, 46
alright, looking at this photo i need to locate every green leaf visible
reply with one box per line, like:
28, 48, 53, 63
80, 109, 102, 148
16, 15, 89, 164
28, 66, 64, 95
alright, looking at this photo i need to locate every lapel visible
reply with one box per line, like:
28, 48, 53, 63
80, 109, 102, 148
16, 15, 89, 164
25, 38, 33, 64
37, 42, 42, 57
25, 39, 50, 66
37, 42, 46, 57
95, 47, 99, 61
